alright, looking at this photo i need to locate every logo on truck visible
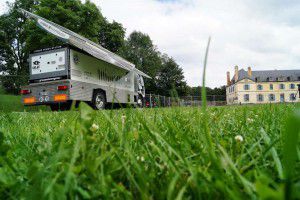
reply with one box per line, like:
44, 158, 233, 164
32, 60, 40, 69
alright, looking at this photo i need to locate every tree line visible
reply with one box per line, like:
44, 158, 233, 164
0, 0, 225, 97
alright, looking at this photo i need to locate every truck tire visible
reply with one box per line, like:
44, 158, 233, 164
50, 102, 72, 111
92, 91, 106, 110
50, 104, 59, 111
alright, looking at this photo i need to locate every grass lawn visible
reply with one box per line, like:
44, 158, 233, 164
0, 103, 299, 199
0, 94, 24, 112
0, 94, 49, 112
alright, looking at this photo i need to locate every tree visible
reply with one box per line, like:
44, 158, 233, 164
0, 0, 105, 94
187, 85, 226, 101
120, 31, 162, 93
98, 20, 126, 53
121, 31, 188, 96
0, 0, 36, 94
156, 55, 188, 96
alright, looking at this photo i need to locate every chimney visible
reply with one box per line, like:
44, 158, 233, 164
227, 71, 231, 86
247, 66, 252, 77
234, 66, 239, 82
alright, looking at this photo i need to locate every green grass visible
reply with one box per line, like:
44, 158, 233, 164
0, 95, 24, 112
0, 94, 49, 112
0, 103, 299, 199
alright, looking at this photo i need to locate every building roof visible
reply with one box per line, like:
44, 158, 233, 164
232, 69, 300, 83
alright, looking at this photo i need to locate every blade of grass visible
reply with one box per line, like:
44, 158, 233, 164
201, 37, 216, 162
218, 145, 255, 195
260, 128, 283, 180
283, 109, 300, 200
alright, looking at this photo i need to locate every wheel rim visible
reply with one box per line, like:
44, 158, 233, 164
95, 95, 104, 109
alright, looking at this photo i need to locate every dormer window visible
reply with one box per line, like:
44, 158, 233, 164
244, 84, 250, 90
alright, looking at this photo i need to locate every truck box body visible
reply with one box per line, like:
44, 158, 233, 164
22, 46, 142, 106
19, 9, 149, 109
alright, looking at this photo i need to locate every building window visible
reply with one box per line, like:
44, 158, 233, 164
244, 94, 249, 102
257, 94, 264, 102
290, 93, 296, 101
244, 84, 250, 90
290, 84, 295, 89
279, 84, 285, 89
270, 84, 273, 90
287, 76, 291, 81
269, 94, 275, 101
229, 86, 234, 93
257, 84, 263, 90
280, 94, 285, 102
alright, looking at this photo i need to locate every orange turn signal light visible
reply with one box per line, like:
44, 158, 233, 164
54, 94, 68, 102
24, 97, 36, 104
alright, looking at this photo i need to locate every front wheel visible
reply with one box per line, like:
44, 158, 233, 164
92, 91, 106, 110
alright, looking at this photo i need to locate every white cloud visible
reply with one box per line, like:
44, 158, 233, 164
96, 0, 300, 87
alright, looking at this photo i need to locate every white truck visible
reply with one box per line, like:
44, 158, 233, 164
20, 9, 150, 111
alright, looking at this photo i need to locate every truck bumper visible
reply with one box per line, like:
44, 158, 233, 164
21, 80, 71, 106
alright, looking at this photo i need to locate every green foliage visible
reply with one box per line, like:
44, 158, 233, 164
120, 31, 162, 93
0, 0, 34, 94
99, 20, 126, 53
121, 31, 188, 95
188, 85, 226, 97
156, 55, 188, 96
0, 104, 299, 199
0, 85, 6, 94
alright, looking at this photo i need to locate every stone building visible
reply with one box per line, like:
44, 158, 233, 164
226, 66, 300, 104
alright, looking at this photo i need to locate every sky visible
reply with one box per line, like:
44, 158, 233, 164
1, 0, 300, 87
